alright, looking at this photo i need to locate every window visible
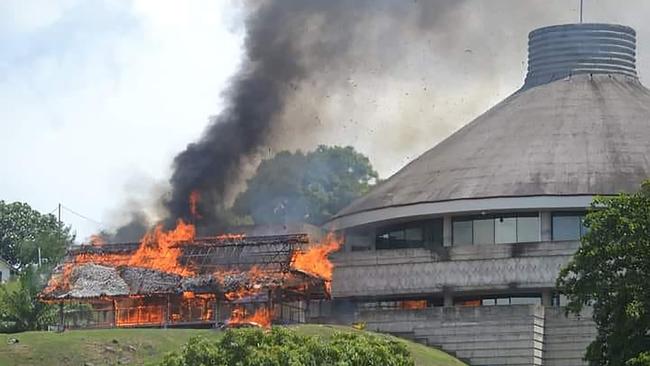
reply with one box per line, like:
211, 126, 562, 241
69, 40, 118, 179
517, 214, 540, 242
376, 219, 443, 250
473, 218, 495, 244
552, 212, 587, 241
452, 220, 473, 245
463, 294, 542, 307
495, 216, 517, 243
453, 213, 540, 245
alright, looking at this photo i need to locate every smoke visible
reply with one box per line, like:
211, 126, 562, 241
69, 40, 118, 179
164, 0, 467, 234
107, 0, 650, 239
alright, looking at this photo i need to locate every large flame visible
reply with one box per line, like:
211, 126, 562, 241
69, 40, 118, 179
43, 220, 195, 294
228, 306, 272, 328
291, 233, 342, 281
127, 220, 195, 276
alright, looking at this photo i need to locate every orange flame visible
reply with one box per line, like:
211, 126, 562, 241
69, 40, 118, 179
43, 220, 196, 295
223, 266, 265, 301
127, 220, 195, 276
214, 233, 246, 241
401, 300, 427, 310
291, 233, 342, 281
228, 306, 272, 328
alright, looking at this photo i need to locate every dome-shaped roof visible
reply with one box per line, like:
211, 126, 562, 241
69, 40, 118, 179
335, 23, 650, 221
337, 75, 650, 217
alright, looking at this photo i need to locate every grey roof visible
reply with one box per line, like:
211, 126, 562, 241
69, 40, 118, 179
336, 74, 650, 218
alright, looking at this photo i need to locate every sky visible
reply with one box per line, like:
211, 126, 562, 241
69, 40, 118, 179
2, 0, 650, 241
0, 0, 244, 239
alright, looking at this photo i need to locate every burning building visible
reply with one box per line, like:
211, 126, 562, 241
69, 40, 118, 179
41, 222, 339, 329
326, 23, 650, 366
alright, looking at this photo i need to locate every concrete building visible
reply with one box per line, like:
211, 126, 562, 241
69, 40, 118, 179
326, 23, 650, 366
0, 257, 11, 284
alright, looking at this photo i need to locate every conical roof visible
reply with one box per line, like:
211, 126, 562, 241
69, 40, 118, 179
334, 23, 650, 221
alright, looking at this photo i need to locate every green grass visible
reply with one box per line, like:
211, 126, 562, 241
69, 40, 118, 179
0, 325, 466, 366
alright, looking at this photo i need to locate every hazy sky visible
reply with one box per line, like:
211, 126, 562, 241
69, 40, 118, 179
2, 0, 650, 241
1, 1, 244, 239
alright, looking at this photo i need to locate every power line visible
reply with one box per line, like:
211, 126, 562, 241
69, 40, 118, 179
60, 204, 103, 227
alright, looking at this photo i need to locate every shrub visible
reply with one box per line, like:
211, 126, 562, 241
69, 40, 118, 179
160, 327, 414, 366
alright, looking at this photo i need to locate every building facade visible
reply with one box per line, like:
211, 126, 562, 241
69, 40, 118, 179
326, 23, 650, 366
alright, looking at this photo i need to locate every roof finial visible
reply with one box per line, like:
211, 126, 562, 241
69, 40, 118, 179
580, 0, 584, 23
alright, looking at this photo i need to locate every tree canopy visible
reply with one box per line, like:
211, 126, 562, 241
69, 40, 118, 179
558, 181, 650, 366
233, 145, 378, 225
160, 327, 414, 366
0, 201, 73, 271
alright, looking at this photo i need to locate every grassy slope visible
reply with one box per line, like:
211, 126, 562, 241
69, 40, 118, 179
0, 325, 466, 366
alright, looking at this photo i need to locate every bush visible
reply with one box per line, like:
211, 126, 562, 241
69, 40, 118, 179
0, 268, 57, 332
627, 353, 650, 366
160, 327, 414, 366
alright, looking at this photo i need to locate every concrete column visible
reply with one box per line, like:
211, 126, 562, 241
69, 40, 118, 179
443, 215, 453, 247
540, 211, 552, 242
443, 292, 454, 307
368, 228, 376, 251
542, 289, 553, 307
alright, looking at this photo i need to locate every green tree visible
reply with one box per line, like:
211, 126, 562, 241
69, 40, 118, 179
234, 145, 378, 225
160, 327, 414, 366
558, 181, 650, 366
0, 201, 73, 271
0, 267, 57, 332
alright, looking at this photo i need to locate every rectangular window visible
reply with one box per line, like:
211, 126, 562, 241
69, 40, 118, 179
482, 298, 496, 306
452, 220, 473, 245
496, 297, 510, 306
376, 219, 442, 250
510, 296, 542, 305
552, 212, 586, 241
495, 216, 517, 243
517, 215, 540, 242
453, 213, 540, 245
473, 218, 495, 244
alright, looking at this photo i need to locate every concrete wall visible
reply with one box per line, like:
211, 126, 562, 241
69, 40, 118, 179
543, 307, 595, 366
331, 241, 579, 298
357, 305, 595, 366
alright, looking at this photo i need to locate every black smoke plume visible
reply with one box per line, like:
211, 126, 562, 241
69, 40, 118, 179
164, 0, 465, 234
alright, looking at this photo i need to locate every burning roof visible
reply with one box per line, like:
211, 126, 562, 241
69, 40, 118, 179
41, 221, 341, 303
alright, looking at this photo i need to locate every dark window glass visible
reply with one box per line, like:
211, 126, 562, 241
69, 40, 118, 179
454, 213, 540, 245
517, 215, 540, 242
430, 219, 444, 246
552, 212, 586, 241
375, 219, 442, 250
473, 218, 494, 244
453, 220, 473, 245
495, 216, 517, 243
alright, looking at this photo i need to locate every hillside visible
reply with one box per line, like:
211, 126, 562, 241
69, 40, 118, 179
0, 325, 466, 366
